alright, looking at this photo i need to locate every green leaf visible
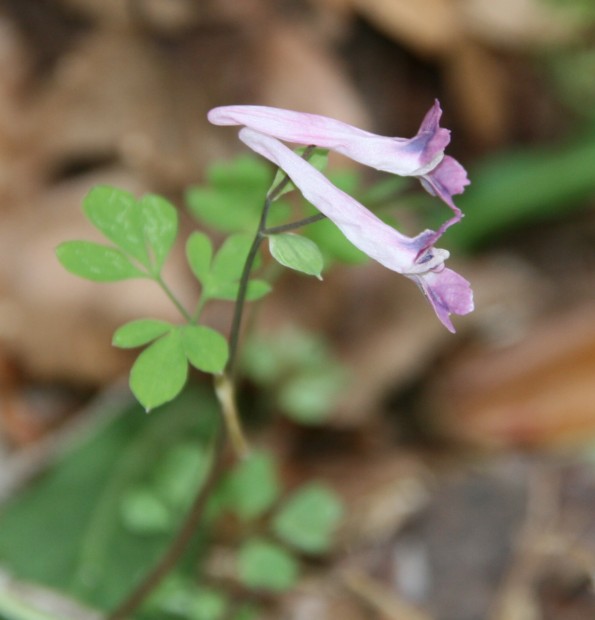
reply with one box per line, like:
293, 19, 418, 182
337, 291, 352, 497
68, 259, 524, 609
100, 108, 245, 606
202, 279, 271, 303
153, 443, 210, 510
138, 194, 178, 271
187, 588, 228, 620
129, 330, 188, 411
210, 234, 254, 282
237, 538, 299, 592
83, 186, 149, 266
112, 319, 173, 349
268, 233, 324, 279
270, 148, 329, 200
186, 231, 213, 284
186, 156, 272, 233
279, 367, 347, 424
224, 451, 280, 520
0, 387, 219, 610
56, 241, 146, 281
181, 325, 228, 374
272, 483, 343, 554
120, 487, 172, 534
246, 279, 272, 301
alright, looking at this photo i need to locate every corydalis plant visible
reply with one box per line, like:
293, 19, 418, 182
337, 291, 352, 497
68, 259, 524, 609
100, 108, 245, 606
208, 103, 474, 332
208, 100, 469, 239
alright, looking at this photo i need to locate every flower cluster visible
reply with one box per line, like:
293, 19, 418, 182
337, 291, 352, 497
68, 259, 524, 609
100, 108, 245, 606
208, 102, 473, 332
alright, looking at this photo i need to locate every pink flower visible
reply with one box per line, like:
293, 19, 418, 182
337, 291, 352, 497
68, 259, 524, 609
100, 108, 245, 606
208, 100, 469, 237
237, 128, 473, 332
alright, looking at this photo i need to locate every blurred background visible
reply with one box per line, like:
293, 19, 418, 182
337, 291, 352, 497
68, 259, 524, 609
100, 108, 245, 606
1, 0, 595, 619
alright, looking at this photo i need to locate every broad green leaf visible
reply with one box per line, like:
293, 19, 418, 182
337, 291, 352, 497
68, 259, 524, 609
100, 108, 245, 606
272, 483, 343, 554
112, 319, 173, 349
186, 231, 213, 284
0, 387, 218, 610
237, 538, 299, 592
138, 194, 178, 271
83, 186, 149, 266
181, 325, 228, 374
129, 330, 188, 411
224, 451, 280, 520
268, 233, 324, 279
270, 148, 329, 200
120, 487, 172, 534
56, 241, 146, 282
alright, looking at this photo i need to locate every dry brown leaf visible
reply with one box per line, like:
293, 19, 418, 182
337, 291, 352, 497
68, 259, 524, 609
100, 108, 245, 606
345, 0, 460, 56
460, 0, 577, 49
429, 302, 595, 448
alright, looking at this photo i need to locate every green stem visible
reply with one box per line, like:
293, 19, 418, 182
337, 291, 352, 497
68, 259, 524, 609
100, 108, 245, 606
226, 230, 265, 376
264, 212, 327, 235
226, 145, 317, 376
154, 275, 193, 323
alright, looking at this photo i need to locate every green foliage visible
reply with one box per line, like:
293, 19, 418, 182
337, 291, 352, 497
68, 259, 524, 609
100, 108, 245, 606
241, 327, 349, 424
112, 319, 173, 348
268, 233, 324, 279
0, 388, 219, 611
186, 155, 290, 233
126, 326, 228, 411
129, 330, 189, 411
270, 147, 329, 199
120, 487, 172, 534
56, 241, 146, 281
186, 232, 271, 303
218, 451, 280, 521
431, 133, 595, 251
272, 483, 343, 554
237, 538, 299, 592
82, 186, 178, 275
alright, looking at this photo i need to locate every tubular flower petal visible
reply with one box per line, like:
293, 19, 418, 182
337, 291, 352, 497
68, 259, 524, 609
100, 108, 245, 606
208, 100, 469, 230
238, 128, 473, 332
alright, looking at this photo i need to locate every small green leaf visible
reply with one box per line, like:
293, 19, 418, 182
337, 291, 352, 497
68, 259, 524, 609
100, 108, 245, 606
268, 233, 324, 279
270, 148, 329, 200
181, 325, 228, 374
187, 588, 228, 620
129, 330, 188, 411
203, 279, 271, 303
112, 319, 173, 348
279, 368, 347, 424
186, 156, 272, 233
153, 443, 210, 510
272, 483, 343, 554
83, 186, 149, 266
210, 234, 254, 282
246, 279, 272, 301
224, 451, 280, 520
138, 194, 178, 271
186, 232, 213, 284
120, 487, 172, 534
237, 538, 299, 592
56, 241, 146, 281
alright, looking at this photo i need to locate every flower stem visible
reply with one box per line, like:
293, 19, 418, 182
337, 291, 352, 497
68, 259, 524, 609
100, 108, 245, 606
264, 212, 327, 235
214, 373, 249, 459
